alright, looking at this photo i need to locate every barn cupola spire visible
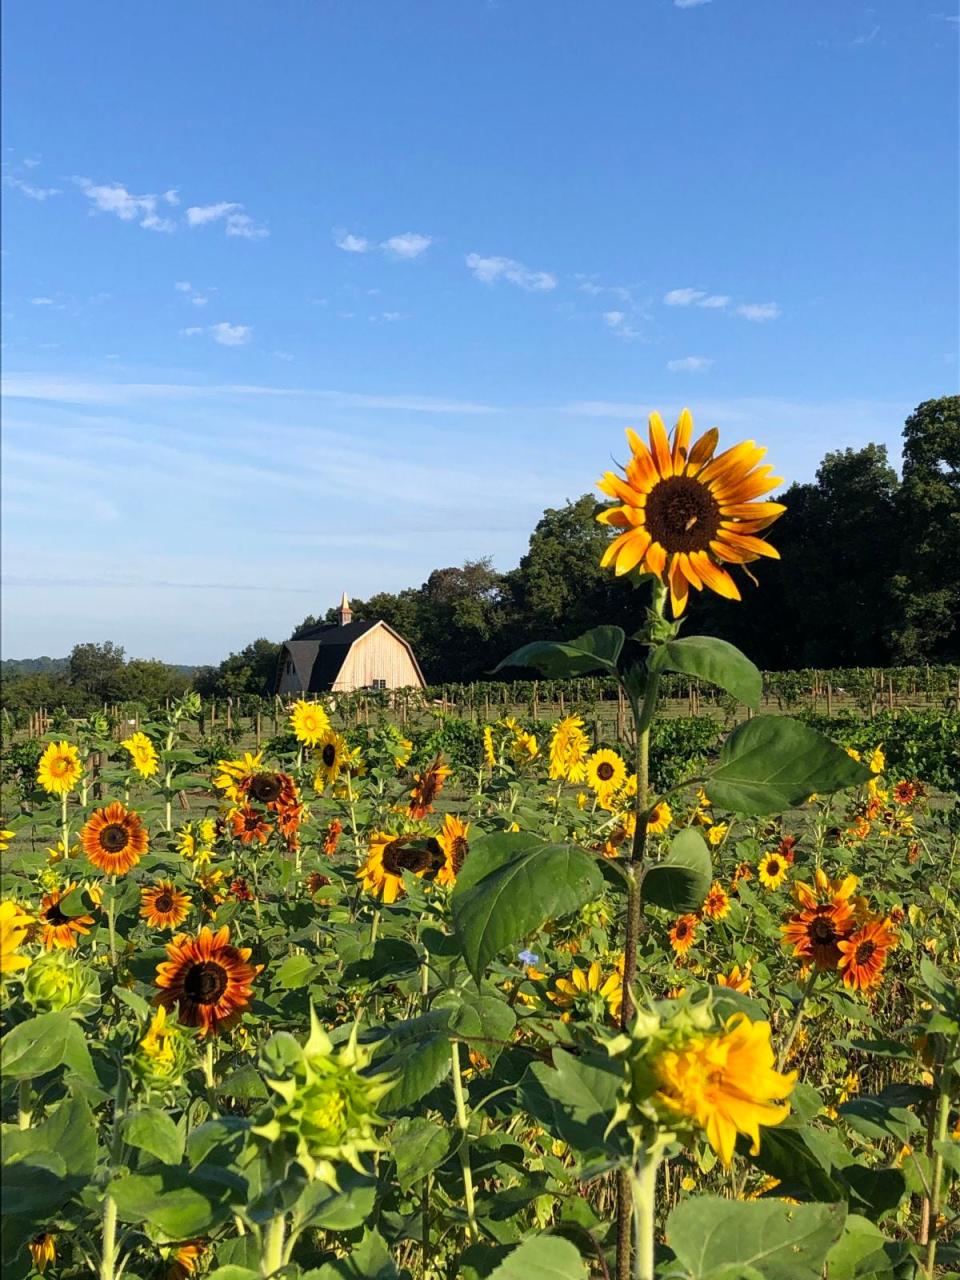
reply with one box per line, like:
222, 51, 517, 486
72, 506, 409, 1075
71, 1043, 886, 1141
338, 592, 352, 626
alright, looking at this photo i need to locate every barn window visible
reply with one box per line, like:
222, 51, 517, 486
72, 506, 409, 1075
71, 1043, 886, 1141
372, 678, 387, 690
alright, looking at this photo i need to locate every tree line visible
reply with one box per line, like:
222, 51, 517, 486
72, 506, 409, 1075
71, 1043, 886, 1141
3, 396, 957, 713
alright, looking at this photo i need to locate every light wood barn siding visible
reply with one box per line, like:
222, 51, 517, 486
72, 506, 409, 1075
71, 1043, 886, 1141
332, 624, 424, 691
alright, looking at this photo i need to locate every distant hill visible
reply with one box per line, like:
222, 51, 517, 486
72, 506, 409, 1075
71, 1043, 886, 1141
1, 657, 199, 679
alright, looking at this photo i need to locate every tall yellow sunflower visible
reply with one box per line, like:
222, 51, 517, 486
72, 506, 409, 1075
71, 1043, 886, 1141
314, 729, 350, 790
121, 731, 159, 779
213, 752, 264, 804
0, 900, 34, 974
548, 959, 623, 1022
36, 741, 83, 796
549, 715, 590, 783
436, 814, 470, 887
356, 831, 442, 903
290, 699, 331, 747
597, 409, 785, 616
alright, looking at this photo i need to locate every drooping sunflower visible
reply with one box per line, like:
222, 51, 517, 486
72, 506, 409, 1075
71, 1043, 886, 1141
669, 914, 699, 957
549, 959, 623, 1022
0, 900, 34, 974
548, 715, 590, 783
39, 884, 95, 950
314, 729, 351, 791
213, 751, 264, 804
408, 755, 453, 819
652, 1014, 797, 1166
290, 698, 331, 748
36, 741, 83, 796
758, 852, 789, 891
482, 725, 497, 768
167, 1239, 208, 1280
121, 730, 159, 779
702, 882, 731, 920
646, 801, 673, 835
80, 801, 149, 876
837, 918, 897, 993
436, 814, 470, 887
28, 1234, 57, 1274
597, 409, 785, 616
154, 924, 261, 1037
585, 749, 627, 801
141, 881, 193, 931
228, 806, 274, 846
356, 831, 443, 904
323, 818, 343, 856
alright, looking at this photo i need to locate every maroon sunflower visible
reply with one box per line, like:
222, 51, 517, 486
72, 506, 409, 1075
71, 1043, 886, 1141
81, 801, 149, 875
154, 924, 260, 1037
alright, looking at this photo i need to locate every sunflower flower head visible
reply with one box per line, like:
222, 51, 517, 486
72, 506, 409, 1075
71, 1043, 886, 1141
121, 731, 160, 779
213, 751, 264, 804
154, 924, 261, 1037
548, 715, 590, 783
0, 900, 34, 975
132, 1005, 192, 1092
607, 998, 795, 1165
408, 755, 453, 819
290, 699, 331, 747
313, 730, 351, 792
482, 725, 497, 768
586, 749, 627, 805
81, 801, 149, 876
597, 409, 785, 616
253, 1008, 394, 1188
28, 1235, 57, 1274
36, 741, 83, 796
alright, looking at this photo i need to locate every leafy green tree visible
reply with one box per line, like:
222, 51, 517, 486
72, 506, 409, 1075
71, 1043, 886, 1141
194, 638, 280, 698
67, 641, 127, 702
888, 396, 960, 661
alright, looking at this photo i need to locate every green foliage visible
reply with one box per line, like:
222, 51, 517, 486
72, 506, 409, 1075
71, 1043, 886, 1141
662, 1199, 847, 1280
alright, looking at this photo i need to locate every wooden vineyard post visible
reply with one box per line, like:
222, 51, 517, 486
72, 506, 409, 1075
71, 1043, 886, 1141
210, 700, 217, 726
255, 710, 262, 748
559, 689, 565, 716
273, 697, 281, 735
226, 698, 233, 731
483, 693, 490, 722
887, 675, 894, 710
827, 682, 833, 716
532, 681, 539, 721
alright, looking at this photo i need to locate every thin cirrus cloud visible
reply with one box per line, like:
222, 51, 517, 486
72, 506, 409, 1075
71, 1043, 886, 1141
75, 177, 177, 232
664, 287, 780, 321
667, 356, 714, 373
603, 310, 642, 341
5, 174, 61, 201
174, 281, 210, 307
674, 0, 711, 8
334, 230, 432, 259
465, 253, 557, 292
181, 322, 252, 347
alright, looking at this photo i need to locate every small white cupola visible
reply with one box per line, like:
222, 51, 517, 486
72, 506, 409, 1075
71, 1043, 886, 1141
338, 592, 353, 626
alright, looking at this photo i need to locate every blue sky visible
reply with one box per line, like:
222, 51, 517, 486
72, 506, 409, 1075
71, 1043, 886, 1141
2, 0, 957, 663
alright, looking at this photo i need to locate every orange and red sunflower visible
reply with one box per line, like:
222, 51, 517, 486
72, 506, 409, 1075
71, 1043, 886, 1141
228, 806, 273, 846
669, 914, 699, 957
140, 881, 192, 931
837, 918, 898, 992
408, 755, 453, 819
39, 884, 95, 950
80, 802, 149, 876
154, 925, 260, 1037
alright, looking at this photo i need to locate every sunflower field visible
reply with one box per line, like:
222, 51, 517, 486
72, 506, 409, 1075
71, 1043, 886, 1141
2, 410, 959, 1280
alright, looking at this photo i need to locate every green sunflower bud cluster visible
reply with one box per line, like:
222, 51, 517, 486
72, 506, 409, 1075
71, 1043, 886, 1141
130, 1006, 192, 1093
23, 951, 100, 1019
252, 1007, 394, 1188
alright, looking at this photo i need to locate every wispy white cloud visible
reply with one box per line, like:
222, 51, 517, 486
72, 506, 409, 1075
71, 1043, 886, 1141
30, 297, 58, 307
664, 287, 706, 306
185, 202, 268, 238
735, 302, 782, 322
23, 157, 41, 169
577, 278, 634, 302
175, 281, 192, 293
602, 310, 642, 341
5, 175, 61, 201
699, 294, 730, 308
851, 24, 881, 44
162, 189, 180, 205
335, 231, 372, 253
465, 253, 557, 292
667, 355, 714, 373
175, 281, 210, 306
180, 323, 253, 347
381, 232, 432, 259
75, 178, 175, 232
675, 0, 711, 8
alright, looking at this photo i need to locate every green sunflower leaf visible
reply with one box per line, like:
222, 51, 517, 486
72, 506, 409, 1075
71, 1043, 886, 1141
642, 828, 712, 913
704, 717, 872, 815
451, 833, 604, 983
664, 1198, 847, 1279
493, 626, 625, 676
649, 636, 762, 710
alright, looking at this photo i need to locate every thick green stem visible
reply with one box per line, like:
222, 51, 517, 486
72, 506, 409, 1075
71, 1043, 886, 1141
100, 1068, 128, 1280
107, 875, 118, 968
61, 791, 70, 860
631, 1157, 660, 1280
450, 1041, 479, 1243
924, 1047, 955, 1278
369, 908, 381, 946
17, 1079, 31, 1130
203, 1039, 218, 1117
261, 1212, 286, 1278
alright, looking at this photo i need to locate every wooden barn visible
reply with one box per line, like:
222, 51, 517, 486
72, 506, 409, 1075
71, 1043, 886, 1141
275, 594, 426, 695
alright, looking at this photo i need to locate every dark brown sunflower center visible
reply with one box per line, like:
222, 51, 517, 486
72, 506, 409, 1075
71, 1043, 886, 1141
448, 836, 469, 874
321, 744, 337, 767
854, 940, 877, 964
810, 916, 839, 945
766, 858, 782, 875
249, 772, 283, 803
242, 813, 263, 831
99, 823, 129, 853
596, 761, 615, 781
645, 475, 721, 554
382, 837, 442, 877
676, 923, 690, 939
45, 903, 68, 925
184, 961, 228, 1004
154, 892, 174, 913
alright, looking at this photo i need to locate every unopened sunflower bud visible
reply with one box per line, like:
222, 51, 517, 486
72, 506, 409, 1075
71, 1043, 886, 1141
131, 1006, 192, 1092
23, 951, 100, 1018
252, 1006, 394, 1188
